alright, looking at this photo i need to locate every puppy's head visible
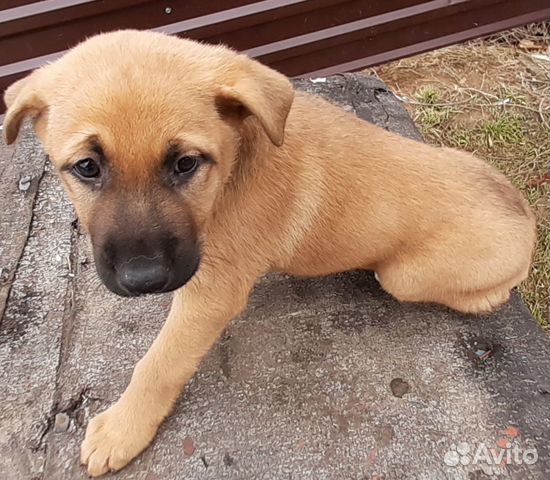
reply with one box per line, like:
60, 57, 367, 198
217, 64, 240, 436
4, 30, 294, 296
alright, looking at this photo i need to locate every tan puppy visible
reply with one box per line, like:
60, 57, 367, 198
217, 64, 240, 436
4, 30, 535, 476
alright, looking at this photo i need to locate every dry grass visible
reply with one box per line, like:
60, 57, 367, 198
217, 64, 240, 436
366, 23, 549, 328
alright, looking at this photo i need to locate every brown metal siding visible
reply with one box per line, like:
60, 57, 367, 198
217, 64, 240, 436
1, 0, 548, 112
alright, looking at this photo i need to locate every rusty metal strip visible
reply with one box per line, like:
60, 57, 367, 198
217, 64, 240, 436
1, 0, 548, 115
1, 0, 98, 22
302, 9, 549, 77
244, 0, 472, 57
155, 0, 310, 35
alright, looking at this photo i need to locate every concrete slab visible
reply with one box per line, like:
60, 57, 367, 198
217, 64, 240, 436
0, 126, 75, 480
0, 123, 47, 320
0, 75, 548, 480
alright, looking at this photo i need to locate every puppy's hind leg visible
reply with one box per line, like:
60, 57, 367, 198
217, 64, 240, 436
443, 286, 511, 314
442, 263, 531, 314
376, 256, 527, 314
375, 259, 440, 305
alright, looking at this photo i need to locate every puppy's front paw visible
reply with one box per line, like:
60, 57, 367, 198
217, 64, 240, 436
80, 402, 157, 477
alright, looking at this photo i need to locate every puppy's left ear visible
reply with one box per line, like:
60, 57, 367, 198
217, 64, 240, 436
216, 58, 294, 147
3, 70, 48, 145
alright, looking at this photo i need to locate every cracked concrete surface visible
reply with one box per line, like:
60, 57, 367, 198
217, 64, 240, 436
0, 75, 548, 480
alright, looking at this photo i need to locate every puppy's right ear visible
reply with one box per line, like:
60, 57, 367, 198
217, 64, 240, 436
216, 56, 294, 147
3, 71, 48, 145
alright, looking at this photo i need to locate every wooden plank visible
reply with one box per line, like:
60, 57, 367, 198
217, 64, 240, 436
0, 123, 46, 321
0, 124, 75, 480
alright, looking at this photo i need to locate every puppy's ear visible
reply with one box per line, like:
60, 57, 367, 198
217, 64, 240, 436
216, 58, 294, 146
3, 71, 48, 145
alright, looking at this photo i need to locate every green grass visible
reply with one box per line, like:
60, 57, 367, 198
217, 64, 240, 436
413, 87, 455, 130
415, 86, 442, 105
482, 115, 525, 147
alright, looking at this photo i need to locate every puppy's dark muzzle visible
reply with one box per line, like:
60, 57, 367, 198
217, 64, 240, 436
107, 254, 199, 297
94, 237, 201, 297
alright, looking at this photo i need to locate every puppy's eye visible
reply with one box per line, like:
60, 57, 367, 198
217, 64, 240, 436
175, 155, 200, 176
73, 158, 101, 179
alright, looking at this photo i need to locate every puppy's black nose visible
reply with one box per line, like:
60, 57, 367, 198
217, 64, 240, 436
117, 257, 169, 295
